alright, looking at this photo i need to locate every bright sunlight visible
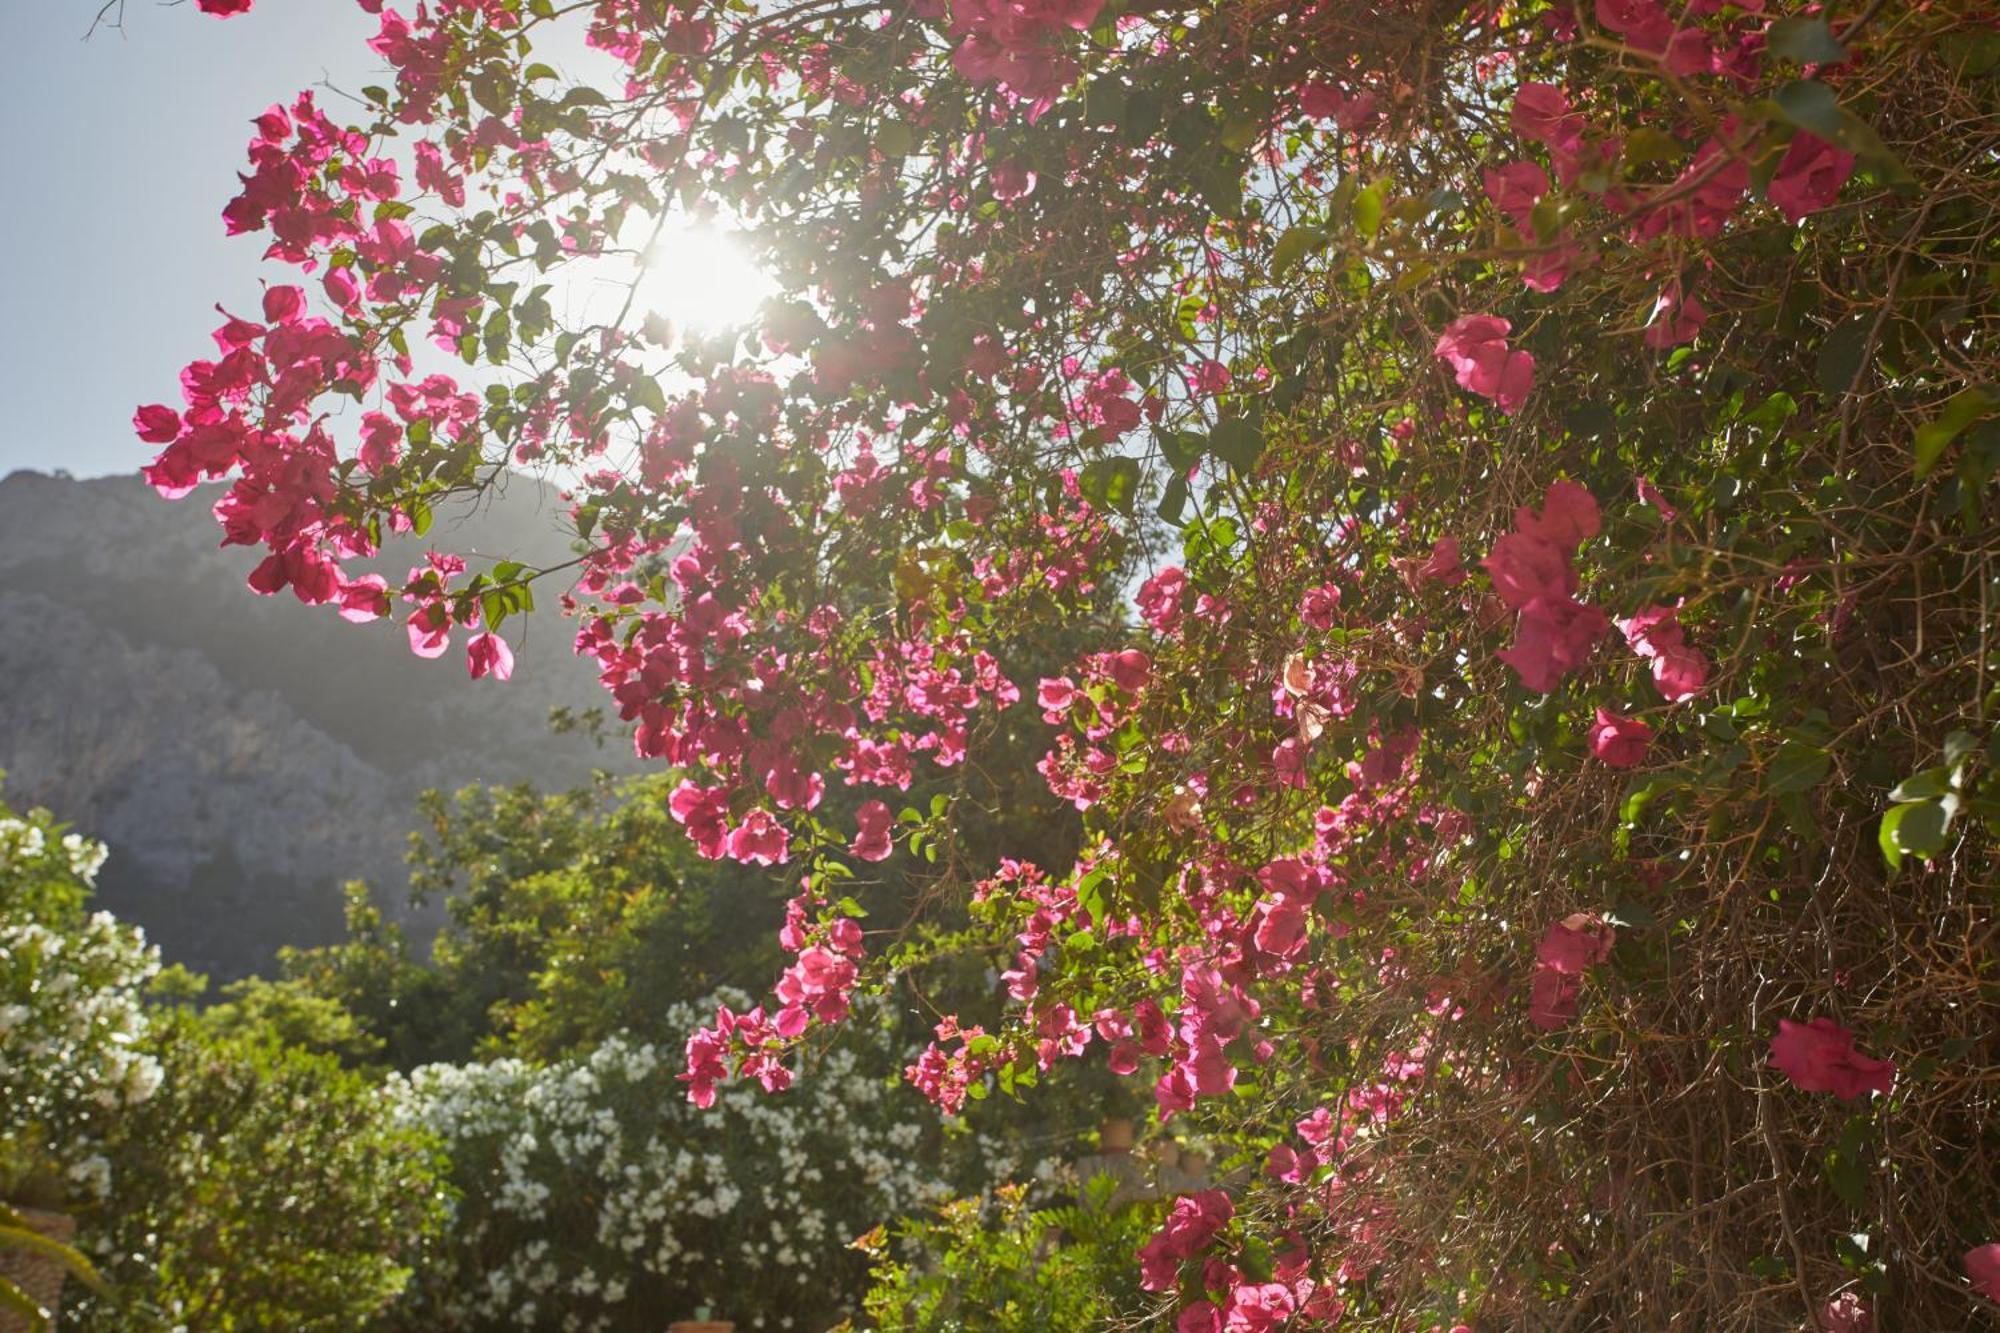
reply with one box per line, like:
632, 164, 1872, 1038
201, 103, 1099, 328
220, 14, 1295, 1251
633, 218, 777, 335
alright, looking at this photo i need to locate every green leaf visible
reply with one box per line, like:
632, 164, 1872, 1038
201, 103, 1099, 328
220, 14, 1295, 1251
1768, 742, 1832, 795
1273, 226, 1324, 278
876, 118, 914, 160
1817, 316, 1871, 398
1888, 767, 1950, 801
630, 375, 667, 417
1822, 1116, 1872, 1210
1209, 417, 1263, 473
1773, 80, 1845, 138
1622, 126, 1683, 167
1079, 456, 1141, 515
1913, 386, 1996, 478
1767, 17, 1850, 67
1882, 798, 1949, 860
1156, 473, 1190, 526
1351, 180, 1388, 243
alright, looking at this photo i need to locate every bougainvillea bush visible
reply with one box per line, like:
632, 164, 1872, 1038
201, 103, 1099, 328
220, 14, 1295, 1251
148, 0, 2000, 1324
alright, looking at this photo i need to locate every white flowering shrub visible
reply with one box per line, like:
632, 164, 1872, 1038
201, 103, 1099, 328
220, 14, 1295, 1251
0, 804, 159, 1204
386, 990, 1021, 1332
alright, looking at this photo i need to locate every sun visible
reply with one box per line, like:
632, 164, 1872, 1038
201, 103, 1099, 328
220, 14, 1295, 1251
632, 218, 777, 335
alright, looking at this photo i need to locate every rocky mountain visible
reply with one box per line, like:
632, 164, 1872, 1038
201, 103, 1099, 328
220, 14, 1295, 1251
0, 469, 638, 979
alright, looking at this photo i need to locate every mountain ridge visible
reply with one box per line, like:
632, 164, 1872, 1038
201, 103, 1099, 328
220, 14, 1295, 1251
0, 469, 639, 978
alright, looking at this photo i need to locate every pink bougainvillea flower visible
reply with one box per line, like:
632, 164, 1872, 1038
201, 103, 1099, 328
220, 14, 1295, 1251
1484, 532, 1577, 610
1225, 1281, 1297, 1331
1769, 1018, 1895, 1100
1589, 708, 1654, 767
667, 782, 731, 861
1517, 479, 1602, 549
1483, 161, 1551, 226
405, 605, 451, 659
1596, 0, 1672, 52
1965, 1244, 2000, 1302
989, 160, 1037, 200
1619, 604, 1711, 702
465, 631, 514, 680
1650, 644, 1709, 701
1768, 132, 1857, 224
1529, 913, 1613, 1030
1138, 1190, 1234, 1291
261, 284, 305, 324
1176, 1301, 1224, 1333
1530, 966, 1584, 1030
336, 574, 390, 624
1434, 314, 1535, 412
1538, 913, 1615, 973
850, 798, 894, 862
1644, 283, 1708, 349
1511, 82, 1584, 153
728, 807, 791, 866
1498, 595, 1608, 692
1665, 25, 1713, 76
196, 0, 253, 14
1819, 1291, 1873, 1332
1636, 476, 1678, 521
323, 265, 361, 309
132, 404, 181, 445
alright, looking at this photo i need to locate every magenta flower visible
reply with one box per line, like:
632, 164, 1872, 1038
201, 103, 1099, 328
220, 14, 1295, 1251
727, 808, 791, 866
1819, 1291, 1873, 1332
1769, 1018, 1895, 1100
1511, 82, 1584, 154
465, 631, 514, 681
1483, 161, 1551, 226
1434, 314, 1535, 412
1538, 913, 1615, 973
1497, 595, 1609, 693
849, 799, 894, 862
1768, 132, 1857, 224
1966, 1244, 2000, 1302
1530, 913, 1613, 1030
1589, 709, 1653, 768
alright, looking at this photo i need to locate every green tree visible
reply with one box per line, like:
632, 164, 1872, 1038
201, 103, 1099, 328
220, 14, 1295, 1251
68, 1015, 447, 1333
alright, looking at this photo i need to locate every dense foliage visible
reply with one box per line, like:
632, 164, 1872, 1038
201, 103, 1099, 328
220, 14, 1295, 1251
132, 0, 2000, 1325
859, 1175, 1160, 1330
0, 788, 445, 1331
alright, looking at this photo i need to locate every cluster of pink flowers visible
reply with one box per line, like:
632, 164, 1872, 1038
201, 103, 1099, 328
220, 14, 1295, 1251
938, 0, 1105, 106
1482, 480, 1606, 692
1617, 603, 1710, 703
1528, 913, 1615, 1031
1434, 315, 1535, 413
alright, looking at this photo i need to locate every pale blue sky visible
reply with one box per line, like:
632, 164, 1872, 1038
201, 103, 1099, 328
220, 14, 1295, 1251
1, 0, 377, 478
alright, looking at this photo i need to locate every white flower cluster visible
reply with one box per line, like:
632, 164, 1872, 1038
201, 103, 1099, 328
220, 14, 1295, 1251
0, 815, 109, 886
387, 992, 1017, 1332
0, 912, 162, 1198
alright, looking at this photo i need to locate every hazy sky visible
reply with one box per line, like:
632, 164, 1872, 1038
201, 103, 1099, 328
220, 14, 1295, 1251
1, 0, 378, 479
